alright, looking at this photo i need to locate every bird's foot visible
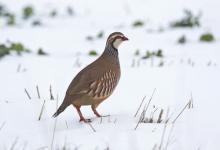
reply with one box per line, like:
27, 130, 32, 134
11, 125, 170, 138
96, 114, 110, 118
79, 118, 92, 123
94, 111, 110, 118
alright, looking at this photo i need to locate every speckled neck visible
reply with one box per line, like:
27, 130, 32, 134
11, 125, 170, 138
100, 43, 120, 67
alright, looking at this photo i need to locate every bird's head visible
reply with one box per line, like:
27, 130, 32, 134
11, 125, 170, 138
106, 32, 128, 49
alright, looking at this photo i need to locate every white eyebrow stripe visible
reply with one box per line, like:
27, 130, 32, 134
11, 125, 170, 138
108, 34, 123, 42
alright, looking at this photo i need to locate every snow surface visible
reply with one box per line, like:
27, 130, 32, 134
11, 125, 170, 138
0, 0, 220, 149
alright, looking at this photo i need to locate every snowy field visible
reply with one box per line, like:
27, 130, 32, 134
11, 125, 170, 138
0, 0, 220, 149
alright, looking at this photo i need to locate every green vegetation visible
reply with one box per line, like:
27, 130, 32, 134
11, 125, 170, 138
97, 31, 104, 39
199, 33, 214, 42
170, 9, 201, 28
88, 50, 98, 56
132, 20, 144, 27
0, 44, 10, 58
0, 4, 16, 26
134, 49, 140, 56
0, 3, 76, 26
23, 5, 34, 19
0, 3, 6, 16
0, 42, 30, 58
6, 14, 15, 25
9, 42, 30, 54
178, 35, 186, 44
142, 49, 163, 59
37, 48, 48, 55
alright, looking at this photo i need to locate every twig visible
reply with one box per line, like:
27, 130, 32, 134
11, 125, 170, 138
36, 85, 40, 99
50, 95, 59, 150
134, 96, 146, 117
24, 88, 31, 100
158, 108, 170, 150
49, 85, 54, 100
86, 122, 96, 132
38, 100, 46, 121
172, 101, 190, 124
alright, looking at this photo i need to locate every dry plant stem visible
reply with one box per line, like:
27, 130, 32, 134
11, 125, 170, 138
134, 96, 146, 117
144, 88, 156, 115
164, 123, 175, 149
152, 144, 157, 150
134, 88, 156, 130
38, 100, 46, 121
134, 107, 145, 130
0, 121, 6, 131
131, 59, 135, 67
24, 88, 31, 99
17, 64, 21, 72
100, 117, 103, 124
36, 85, 40, 99
49, 85, 54, 100
150, 108, 158, 122
163, 101, 190, 149
190, 92, 194, 108
50, 95, 59, 150
172, 101, 190, 124
65, 121, 68, 129
86, 122, 96, 132
157, 109, 164, 123
158, 108, 170, 150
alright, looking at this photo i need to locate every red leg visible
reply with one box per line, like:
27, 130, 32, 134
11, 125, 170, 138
91, 105, 102, 117
74, 105, 91, 122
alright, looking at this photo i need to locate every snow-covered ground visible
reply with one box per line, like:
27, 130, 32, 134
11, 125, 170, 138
0, 0, 220, 149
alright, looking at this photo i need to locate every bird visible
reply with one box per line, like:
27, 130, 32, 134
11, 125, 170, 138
53, 32, 128, 122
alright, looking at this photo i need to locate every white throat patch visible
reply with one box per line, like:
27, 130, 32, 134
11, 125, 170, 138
113, 39, 123, 49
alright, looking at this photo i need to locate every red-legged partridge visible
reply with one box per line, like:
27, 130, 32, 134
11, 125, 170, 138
53, 32, 128, 122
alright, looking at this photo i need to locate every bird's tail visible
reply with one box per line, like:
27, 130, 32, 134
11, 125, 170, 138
52, 101, 68, 118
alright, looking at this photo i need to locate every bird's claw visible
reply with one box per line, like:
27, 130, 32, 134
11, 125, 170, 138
79, 118, 92, 123
98, 114, 110, 118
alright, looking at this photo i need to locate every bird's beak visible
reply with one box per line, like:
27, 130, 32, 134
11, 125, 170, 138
122, 36, 129, 41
